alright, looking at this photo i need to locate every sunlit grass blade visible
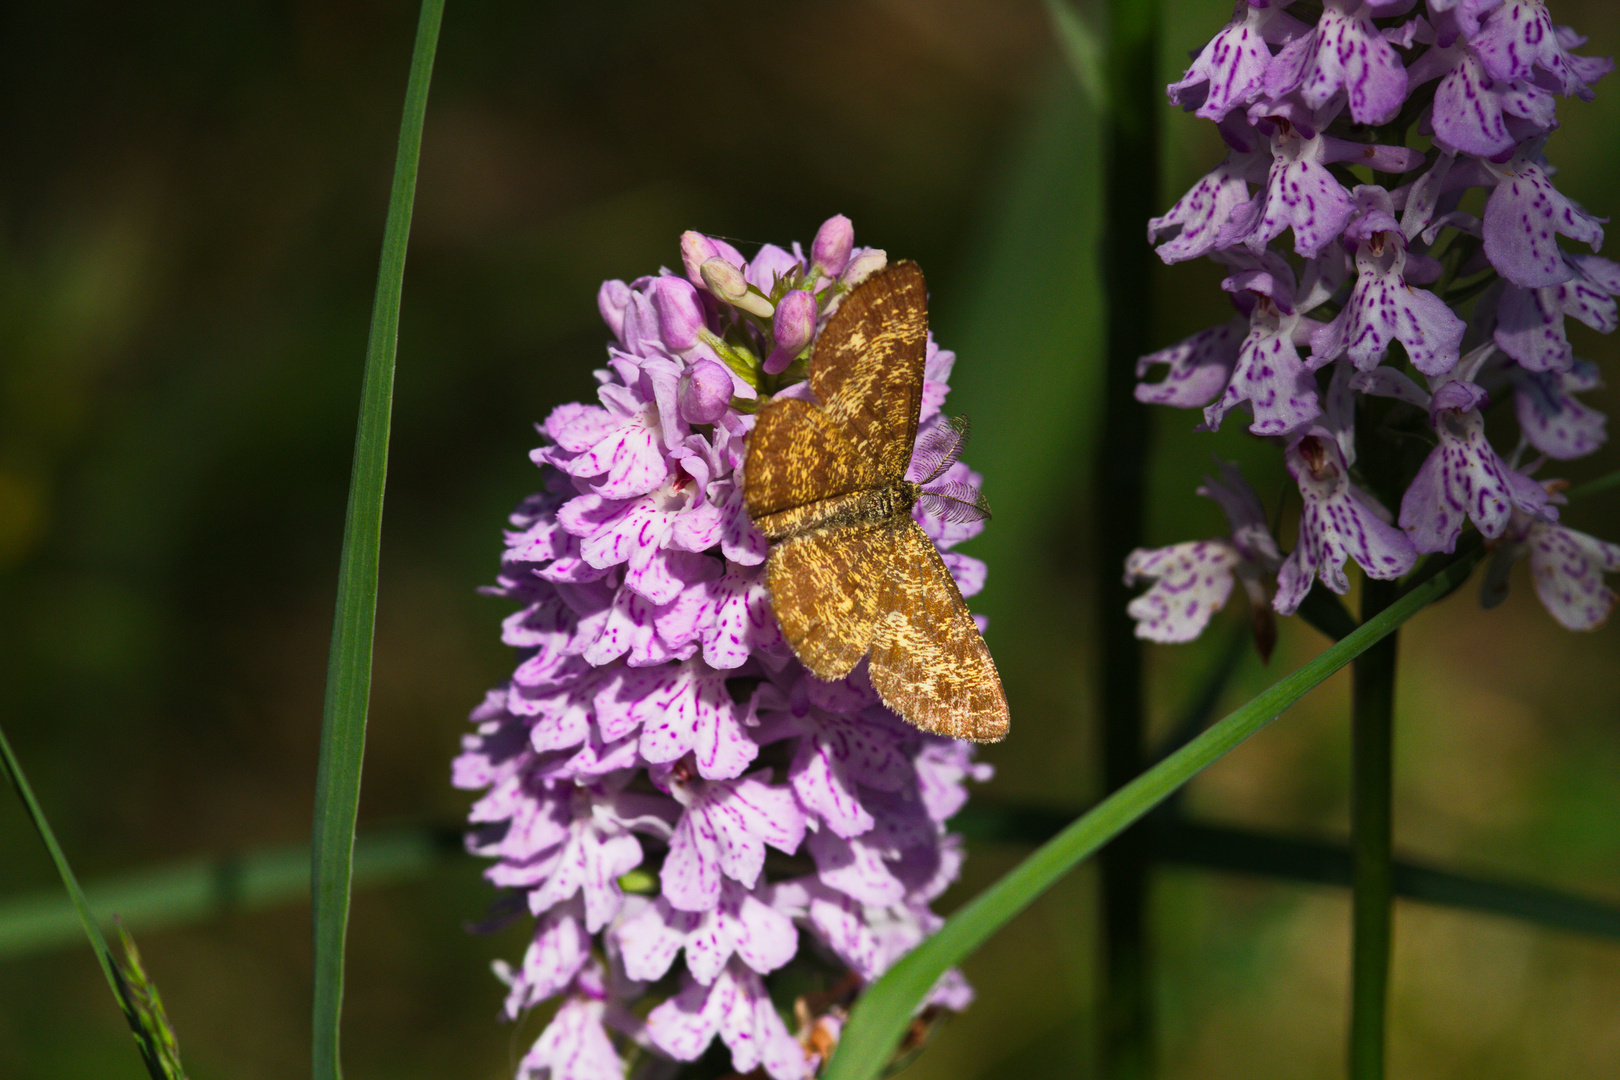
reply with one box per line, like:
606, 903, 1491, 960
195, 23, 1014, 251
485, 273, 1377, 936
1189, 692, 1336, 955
0, 824, 456, 960
820, 547, 1484, 1080
1, 723, 188, 1079
309, 4, 444, 1079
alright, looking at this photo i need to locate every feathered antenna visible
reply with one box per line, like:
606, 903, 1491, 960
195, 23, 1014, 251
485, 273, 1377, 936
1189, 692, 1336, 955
917, 479, 991, 524
909, 415, 971, 485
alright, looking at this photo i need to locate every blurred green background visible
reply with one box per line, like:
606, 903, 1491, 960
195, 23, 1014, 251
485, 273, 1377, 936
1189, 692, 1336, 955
2, 1, 1618, 1077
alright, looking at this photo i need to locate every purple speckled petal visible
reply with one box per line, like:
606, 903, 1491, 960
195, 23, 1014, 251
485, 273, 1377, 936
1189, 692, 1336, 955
1473, 0, 1599, 96
1149, 155, 1264, 263
634, 661, 757, 780
517, 994, 624, 1080
790, 714, 912, 839
647, 966, 808, 1080
1514, 362, 1608, 459
913, 739, 994, 823
566, 405, 672, 500
663, 775, 805, 912
614, 895, 694, 983
1312, 242, 1467, 375
1527, 521, 1620, 630
1167, 4, 1276, 120
807, 828, 906, 907
1432, 52, 1518, 156
1264, 3, 1409, 125
700, 564, 784, 669
1124, 540, 1242, 643
1398, 407, 1546, 552
1135, 318, 1246, 407
1482, 158, 1606, 288
1274, 432, 1417, 614
1495, 255, 1620, 371
503, 901, 591, 1017
1204, 303, 1321, 436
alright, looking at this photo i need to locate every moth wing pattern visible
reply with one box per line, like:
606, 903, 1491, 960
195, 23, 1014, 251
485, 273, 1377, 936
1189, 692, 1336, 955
809, 260, 929, 484
764, 523, 891, 682
744, 397, 878, 532
866, 520, 1010, 742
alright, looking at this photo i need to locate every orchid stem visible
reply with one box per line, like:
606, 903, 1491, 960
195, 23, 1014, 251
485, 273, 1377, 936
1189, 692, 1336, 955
1350, 576, 1399, 1080
1096, 0, 1160, 1075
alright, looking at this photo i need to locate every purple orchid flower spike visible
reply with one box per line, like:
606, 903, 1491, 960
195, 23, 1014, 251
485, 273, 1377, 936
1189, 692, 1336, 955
1132, 0, 1619, 640
458, 218, 995, 1080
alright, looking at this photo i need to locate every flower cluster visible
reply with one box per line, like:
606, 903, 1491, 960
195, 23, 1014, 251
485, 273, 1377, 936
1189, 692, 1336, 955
1130, 0, 1619, 641
454, 218, 990, 1080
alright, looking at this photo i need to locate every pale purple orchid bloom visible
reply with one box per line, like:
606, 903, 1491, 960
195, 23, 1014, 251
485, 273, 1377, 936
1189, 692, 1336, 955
1133, 0, 1618, 637
458, 220, 993, 1080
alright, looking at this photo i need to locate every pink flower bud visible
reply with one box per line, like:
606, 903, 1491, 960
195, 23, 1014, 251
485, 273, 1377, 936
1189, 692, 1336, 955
764, 289, 817, 375
681, 231, 721, 287
700, 257, 775, 319
679, 358, 734, 425
811, 215, 854, 277
840, 248, 887, 289
598, 279, 632, 343
653, 276, 705, 352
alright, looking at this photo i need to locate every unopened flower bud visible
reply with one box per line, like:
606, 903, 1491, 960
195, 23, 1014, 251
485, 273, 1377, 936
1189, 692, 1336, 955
680, 231, 722, 287
700, 257, 775, 319
598, 279, 632, 343
679, 358, 734, 424
764, 289, 817, 374
840, 248, 887, 289
811, 214, 854, 277
653, 276, 705, 352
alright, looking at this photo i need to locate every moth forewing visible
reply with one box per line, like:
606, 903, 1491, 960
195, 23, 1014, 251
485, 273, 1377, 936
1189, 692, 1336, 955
742, 260, 1010, 742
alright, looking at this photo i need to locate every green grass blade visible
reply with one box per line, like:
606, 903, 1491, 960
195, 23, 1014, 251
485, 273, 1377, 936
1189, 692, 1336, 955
1043, 0, 1107, 113
1154, 821, 1620, 939
0, 825, 456, 960
1567, 467, 1620, 502
951, 810, 1620, 941
309, 4, 444, 1079
820, 548, 1484, 1080
1, 723, 187, 1079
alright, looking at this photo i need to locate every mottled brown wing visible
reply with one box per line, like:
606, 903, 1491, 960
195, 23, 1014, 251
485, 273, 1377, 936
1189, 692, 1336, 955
764, 523, 892, 682
867, 521, 1009, 742
744, 398, 880, 534
809, 261, 928, 484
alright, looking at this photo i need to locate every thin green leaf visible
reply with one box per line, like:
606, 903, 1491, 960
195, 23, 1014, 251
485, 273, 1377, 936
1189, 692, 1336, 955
1, 723, 186, 1079
1567, 467, 1620, 503
0, 825, 454, 960
1044, 0, 1108, 113
309, 4, 444, 1079
1155, 821, 1620, 940
820, 547, 1484, 1080
949, 810, 1620, 940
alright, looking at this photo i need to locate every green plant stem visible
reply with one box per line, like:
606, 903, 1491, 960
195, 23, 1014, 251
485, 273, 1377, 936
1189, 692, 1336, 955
821, 547, 1483, 1080
1095, 0, 1161, 1075
1350, 577, 1399, 1080
309, 5, 443, 1079
1, 725, 179, 1078
0, 826, 458, 959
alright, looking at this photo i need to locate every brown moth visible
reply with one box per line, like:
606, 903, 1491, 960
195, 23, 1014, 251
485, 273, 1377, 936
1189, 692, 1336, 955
743, 260, 1010, 742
